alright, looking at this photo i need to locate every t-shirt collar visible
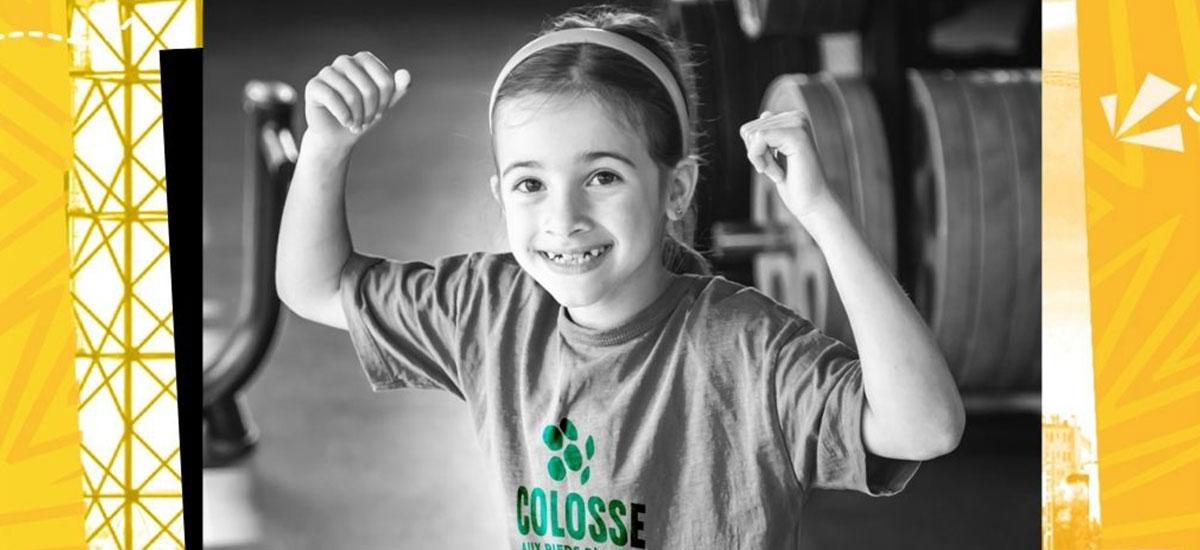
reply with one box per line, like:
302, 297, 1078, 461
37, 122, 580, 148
557, 274, 696, 346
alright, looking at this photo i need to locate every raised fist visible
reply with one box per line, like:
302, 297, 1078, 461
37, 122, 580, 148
303, 51, 410, 150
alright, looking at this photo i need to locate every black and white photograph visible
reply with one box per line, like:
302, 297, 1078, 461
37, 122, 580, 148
201, 0, 1042, 547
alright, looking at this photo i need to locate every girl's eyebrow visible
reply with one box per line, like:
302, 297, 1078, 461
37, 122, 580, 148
502, 150, 637, 177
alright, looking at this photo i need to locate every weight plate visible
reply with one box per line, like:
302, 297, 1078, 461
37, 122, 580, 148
907, 69, 1041, 390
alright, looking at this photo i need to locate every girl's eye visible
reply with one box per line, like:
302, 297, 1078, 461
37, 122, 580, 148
589, 171, 623, 186
514, 179, 543, 193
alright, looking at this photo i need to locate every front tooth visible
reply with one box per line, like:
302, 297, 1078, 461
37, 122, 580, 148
546, 249, 607, 264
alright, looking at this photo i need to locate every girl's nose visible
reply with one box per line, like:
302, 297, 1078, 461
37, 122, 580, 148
542, 187, 591, 238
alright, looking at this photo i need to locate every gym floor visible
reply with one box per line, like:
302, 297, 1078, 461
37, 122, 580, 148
203, 0, 1038, 547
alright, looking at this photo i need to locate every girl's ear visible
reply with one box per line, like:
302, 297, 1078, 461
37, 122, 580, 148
665, 158, 699, 221
489, 175, 504, 208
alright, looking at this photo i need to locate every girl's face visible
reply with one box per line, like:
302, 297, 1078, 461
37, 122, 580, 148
491, 93, 677, 313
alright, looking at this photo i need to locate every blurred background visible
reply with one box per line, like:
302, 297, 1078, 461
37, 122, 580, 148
202, 0, 1043, 547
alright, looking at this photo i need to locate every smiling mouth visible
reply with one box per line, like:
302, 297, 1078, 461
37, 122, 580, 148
537, 244, 612, 265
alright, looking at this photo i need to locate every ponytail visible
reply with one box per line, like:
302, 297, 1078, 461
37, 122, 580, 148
663, 235, 711, 275
662, 206, 711, 275
662, 198, 705, 273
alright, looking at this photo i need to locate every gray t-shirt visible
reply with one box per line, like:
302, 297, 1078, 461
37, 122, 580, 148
340, 251, 919, 548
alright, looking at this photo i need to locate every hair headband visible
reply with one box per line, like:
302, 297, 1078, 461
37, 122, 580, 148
488, 28, 690, 153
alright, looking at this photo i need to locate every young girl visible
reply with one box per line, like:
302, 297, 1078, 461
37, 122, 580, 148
276, 5, 964, 547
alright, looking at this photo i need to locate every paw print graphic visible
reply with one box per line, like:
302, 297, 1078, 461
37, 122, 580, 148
542, 417, 595, 485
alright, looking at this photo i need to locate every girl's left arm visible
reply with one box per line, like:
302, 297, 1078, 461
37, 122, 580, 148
741, 111, 965, 462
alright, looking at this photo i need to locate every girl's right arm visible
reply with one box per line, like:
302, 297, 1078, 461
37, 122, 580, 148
276, 52, 411, 330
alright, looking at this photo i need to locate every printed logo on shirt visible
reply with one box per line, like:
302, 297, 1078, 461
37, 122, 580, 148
516, 416, 648, 549
542, 417, 594, 485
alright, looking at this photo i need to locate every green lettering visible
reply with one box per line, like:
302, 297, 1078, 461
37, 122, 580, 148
631, 503, 646, 548
516, 486, 530, 535
608, 500, 628, 546
550, 490, 566, 537
532, 488, 548, 536
565, 492, 586, 540
587, 496, 608, 543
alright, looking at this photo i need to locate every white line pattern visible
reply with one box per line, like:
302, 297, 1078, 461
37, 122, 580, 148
1, 18, 136, 46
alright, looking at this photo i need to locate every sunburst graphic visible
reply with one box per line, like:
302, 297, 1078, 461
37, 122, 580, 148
0, 0, 89, 546
1078, 0, 1200, 546
1099, 73, 1185, 152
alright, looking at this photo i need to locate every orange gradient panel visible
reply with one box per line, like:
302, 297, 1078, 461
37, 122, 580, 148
0, 0, 88, 547
1077, 0, 1200, 546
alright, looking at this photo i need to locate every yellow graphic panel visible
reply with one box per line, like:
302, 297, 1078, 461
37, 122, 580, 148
66, 0, 201, 547
1077, 0, 1200, 546
0, 0, 88, 547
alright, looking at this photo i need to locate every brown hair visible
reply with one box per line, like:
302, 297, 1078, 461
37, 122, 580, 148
491, 4, 711, 276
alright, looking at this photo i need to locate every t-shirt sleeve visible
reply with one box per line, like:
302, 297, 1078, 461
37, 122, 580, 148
339, 252, 473, 399
771, 320, 920, 496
